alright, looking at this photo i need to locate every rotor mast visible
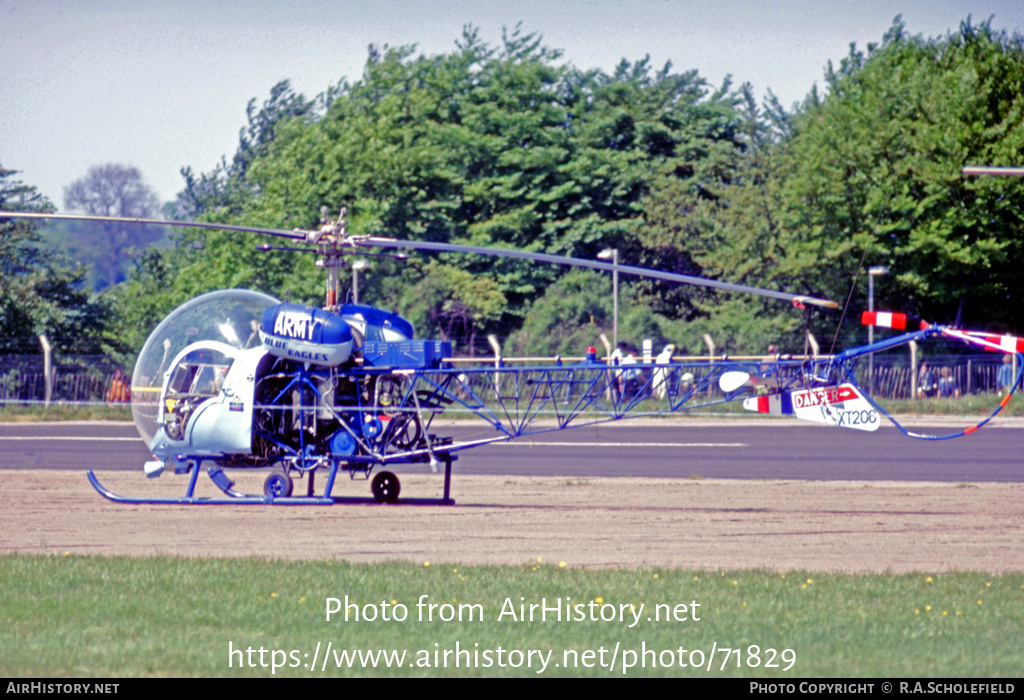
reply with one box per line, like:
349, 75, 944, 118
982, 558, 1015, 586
311, 205, 349, 311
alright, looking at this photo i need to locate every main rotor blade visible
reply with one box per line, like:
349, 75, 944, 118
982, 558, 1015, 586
1, 210, 837, 308
359, 236, 839, 309
962, 166, 1024, 177
0, 211, 308, 240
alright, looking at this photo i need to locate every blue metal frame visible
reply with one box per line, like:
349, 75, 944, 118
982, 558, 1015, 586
825, 326, 1024, 440
91, 355, 817, 504
88, 328, 1022, 504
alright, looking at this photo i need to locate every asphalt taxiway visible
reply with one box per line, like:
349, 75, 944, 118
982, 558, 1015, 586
1, 418, 1021, 482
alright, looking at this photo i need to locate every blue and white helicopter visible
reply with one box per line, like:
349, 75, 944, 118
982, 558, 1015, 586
3, 207, 1021, 505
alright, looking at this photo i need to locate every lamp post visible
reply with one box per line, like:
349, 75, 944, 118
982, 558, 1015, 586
867, 265, 888, 394
351, 259, 369, 304
598, 248, 619, 350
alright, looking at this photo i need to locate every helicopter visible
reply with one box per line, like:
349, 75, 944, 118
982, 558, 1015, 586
2, 207, 1021, 505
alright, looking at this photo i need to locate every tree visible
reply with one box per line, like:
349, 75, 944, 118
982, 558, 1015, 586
182, 27, 746, 339
113, 28, 750, 350
0, 165, 111, 354
636, 81, 810, 354
776, 17, 1024, 334
639, 17, 1024, 353
398, 261, 506, 352
101, 81, 323, 348
503, 268, 664, 357
63, 163, 164, 289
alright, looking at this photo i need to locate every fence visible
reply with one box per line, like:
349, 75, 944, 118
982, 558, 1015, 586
0, 370, 122, 404
0, 354, 126, 405
859, 357, 1007, 399
0, 351, 1013, 406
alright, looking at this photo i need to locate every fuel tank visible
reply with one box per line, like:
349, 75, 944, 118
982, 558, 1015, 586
259, 303, 355, 366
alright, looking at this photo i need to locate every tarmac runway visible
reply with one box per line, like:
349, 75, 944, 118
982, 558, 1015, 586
1, 416, 1021, 482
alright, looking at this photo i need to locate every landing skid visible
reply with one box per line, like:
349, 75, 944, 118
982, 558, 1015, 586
86, 455, 455, 506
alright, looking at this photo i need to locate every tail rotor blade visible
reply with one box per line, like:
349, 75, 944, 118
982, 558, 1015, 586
860, 311, 929, 331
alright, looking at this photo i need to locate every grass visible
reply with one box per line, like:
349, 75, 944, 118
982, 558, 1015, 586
1, 554, 1021, 678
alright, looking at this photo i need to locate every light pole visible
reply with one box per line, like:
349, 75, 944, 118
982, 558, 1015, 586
867, 265, 888, 394
598, 248, 619, 350
351, 259, 369, 304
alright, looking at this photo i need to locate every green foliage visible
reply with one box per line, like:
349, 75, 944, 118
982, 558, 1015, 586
101, 81, 323, 352
639, 17, 1024, 354
0, 404, 132, 422
504, 268, 614, 357
0, 166, 112, 355
152, 26, 745, 345
398, 261, 506, 351
638, 83, 807, 354
504, 269, 672, 357
101, 80, 324, 355
178, 79, 317, 218
104, 246, 187, 361
110, 17, 1024, 359
780, 17, 1024, 332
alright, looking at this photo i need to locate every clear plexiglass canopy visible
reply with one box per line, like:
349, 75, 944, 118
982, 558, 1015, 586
130, 289, 279, 446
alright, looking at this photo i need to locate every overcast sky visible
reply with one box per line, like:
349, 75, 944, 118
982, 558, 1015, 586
2, 0, 1022, 207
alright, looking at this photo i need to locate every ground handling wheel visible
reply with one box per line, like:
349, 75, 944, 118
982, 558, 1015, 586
371, 471, 401, 503
264, 471, 294, 498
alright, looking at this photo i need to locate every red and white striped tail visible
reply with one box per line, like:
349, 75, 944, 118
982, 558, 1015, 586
860, 311, 927, 331
962, 332, 1024, 353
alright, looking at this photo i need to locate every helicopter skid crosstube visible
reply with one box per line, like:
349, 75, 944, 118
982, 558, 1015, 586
85, 452, 456, 506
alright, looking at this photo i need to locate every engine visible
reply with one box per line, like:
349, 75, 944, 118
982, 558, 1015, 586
258, 303, 356, 365
249, 303, 445, 466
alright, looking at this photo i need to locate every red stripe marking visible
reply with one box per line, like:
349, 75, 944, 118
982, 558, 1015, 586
860, 311, 907, 329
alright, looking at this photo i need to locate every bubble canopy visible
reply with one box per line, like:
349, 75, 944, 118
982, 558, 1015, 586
130, 289, 280, 446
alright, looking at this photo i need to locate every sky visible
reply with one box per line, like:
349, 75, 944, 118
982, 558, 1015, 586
2, 0, 1022, 207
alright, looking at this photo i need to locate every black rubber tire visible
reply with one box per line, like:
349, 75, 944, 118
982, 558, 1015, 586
371, 471, 400, 503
